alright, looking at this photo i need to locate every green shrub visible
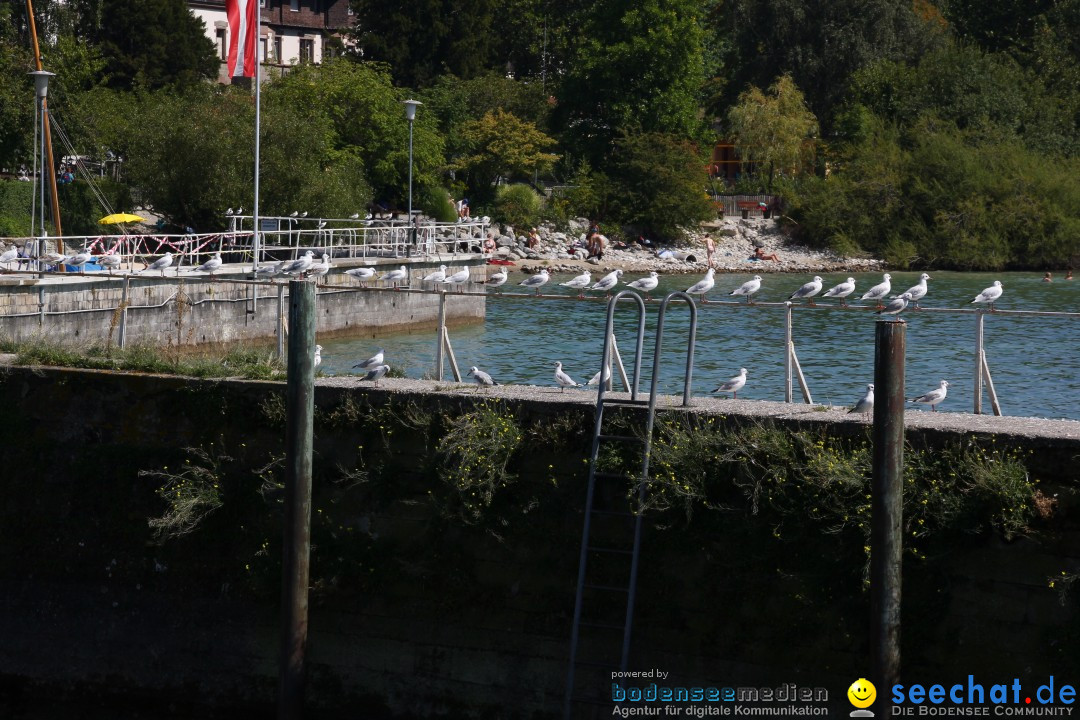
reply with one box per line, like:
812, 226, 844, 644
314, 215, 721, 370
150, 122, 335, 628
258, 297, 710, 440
0, 179, 33, 237
421, 185, 458, 222
494, 183, 542, 229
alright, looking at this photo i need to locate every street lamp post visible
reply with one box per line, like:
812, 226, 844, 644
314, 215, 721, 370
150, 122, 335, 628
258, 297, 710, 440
403, 99, 422, 252
30, 70, 54, 264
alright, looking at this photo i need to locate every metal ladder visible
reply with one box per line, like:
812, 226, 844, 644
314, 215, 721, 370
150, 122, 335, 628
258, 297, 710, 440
563, 291, 698, 718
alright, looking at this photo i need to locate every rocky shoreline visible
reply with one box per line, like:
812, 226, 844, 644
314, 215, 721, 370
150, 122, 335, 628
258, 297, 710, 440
475, 216, 884, 276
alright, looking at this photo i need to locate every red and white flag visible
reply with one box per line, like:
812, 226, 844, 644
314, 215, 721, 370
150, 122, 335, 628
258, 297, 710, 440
225, 0, 258, 77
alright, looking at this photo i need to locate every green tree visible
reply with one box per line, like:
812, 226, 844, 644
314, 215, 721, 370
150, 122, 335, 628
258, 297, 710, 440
554, 0, 707, 165
91, 0, 217, 90
266, 59, 444, 208
608, 131, 712, 240
727, 75, 818, 191
452, 109, 558, 205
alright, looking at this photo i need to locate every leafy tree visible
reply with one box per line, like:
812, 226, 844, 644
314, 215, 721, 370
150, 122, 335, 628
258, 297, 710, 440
494, 183, 543, 229
0, 3, 34, 168
347, 0, 498, 88
452, 109, 558, 204
554, 0, 707, 165
608, 131, 712, 240
89, 0, 217, 91
266, 59, 444, 208
727, 75, 818, 191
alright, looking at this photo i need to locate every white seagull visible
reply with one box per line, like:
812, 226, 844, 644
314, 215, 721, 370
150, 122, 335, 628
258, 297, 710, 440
422, 265, 448, 284
823, 277, 856, 306
98, 254, 122, 274
861, 273, 892, 308
467, 366, 498, 390
484, 268, 508, 292
66, 250, 93, 274
344, 266, 376, 285
0, 247, 19, 267
359, 364, 390, 387
519, 269, 550, 295
789, 276, 823, 305
140, 252, 174, 277
589, 269, 623, 295
850, 383, 874, 418
381, 265, 409, 288
730, 275, 762, 304
352, 348, 385, 371
281, 251, 314, 276
192, 252, 222, 276
897, 273, 931, 309
441, 267, 471, 290
560, 270, 592, 298
875, 292, 912, 321
41, 251, 67, 265
971, 281, 1003, 312
910, 380, 950, 412
712, 368, 748, 399
685, 268, 715, 302
257, 260, 286, 278
309, 253, 331, 279
554, 361, 581, 392
314, 344, 323, 368
626, 271, 660, 299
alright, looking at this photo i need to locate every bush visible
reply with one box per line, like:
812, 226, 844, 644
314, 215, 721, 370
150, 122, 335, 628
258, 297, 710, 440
421, 185, 458, 222
0, 179, 32, 237
494, 183, 542, 229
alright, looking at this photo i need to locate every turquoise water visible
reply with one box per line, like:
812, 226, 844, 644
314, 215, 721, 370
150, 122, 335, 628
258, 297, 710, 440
319, 271, 1080, 420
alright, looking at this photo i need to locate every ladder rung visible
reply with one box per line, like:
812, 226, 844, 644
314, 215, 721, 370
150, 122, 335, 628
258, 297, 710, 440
579, 620, 624, 630
585, 583, 630, 593
588, 546, 633, 555
597, 434, 639, 442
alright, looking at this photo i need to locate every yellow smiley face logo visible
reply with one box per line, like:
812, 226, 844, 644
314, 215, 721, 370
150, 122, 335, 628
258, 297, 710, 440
848, 678, 876, 708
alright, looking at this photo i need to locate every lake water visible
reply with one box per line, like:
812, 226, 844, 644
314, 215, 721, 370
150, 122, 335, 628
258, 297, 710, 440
319, 270, 1080, 420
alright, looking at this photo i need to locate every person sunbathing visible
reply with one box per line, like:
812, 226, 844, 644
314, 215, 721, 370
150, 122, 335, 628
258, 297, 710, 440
752, 247, 779, 262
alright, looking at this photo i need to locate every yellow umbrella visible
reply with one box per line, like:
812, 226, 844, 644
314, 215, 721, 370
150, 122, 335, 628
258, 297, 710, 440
98, 212, 145, 225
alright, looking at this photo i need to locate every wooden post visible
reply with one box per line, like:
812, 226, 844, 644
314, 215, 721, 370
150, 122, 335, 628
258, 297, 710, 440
279, 280, 315, 720
871, 320, 905, 715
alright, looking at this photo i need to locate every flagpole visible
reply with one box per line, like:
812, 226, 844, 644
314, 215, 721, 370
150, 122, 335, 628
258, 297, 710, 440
252, 4, 262, 279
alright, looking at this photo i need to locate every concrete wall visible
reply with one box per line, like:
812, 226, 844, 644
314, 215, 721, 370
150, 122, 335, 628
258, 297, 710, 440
1, 368, 1079, 717
0, 263, 485, 348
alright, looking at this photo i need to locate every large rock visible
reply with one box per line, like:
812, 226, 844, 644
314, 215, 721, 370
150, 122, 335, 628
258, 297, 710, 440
497, 237, 514, 247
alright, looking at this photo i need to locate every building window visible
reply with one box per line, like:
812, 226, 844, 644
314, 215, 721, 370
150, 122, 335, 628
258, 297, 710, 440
259, 38, 267, 63
215, 28, 226, 60
290, 0, 299, 11
274, 36, 282, 64
300, 38, 314, 63
259, 0, 265, 7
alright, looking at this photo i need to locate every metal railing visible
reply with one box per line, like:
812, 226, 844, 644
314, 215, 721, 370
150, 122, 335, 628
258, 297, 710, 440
4, 272, 1078, 417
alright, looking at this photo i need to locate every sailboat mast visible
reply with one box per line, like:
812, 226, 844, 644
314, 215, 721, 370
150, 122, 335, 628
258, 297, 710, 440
24, 0, 64, 255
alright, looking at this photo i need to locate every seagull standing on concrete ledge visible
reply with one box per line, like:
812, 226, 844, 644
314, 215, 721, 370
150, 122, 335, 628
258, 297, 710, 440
910, 380, 949, 412
353, 348, 384, 371
359, 364, 390, 387
712, 368, 748, 399
850, 384, 874, 418
191, 253, 222, 276
140, 251, 174, 277
554, 362, 581, 392
467, 366, 498, 390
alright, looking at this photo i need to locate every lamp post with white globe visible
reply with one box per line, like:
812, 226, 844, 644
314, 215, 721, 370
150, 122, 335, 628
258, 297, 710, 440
403, 99, 422, 250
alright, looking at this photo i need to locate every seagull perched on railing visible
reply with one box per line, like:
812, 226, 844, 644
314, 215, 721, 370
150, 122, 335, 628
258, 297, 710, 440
140, 251, 173, 277
257, 260, 285, 277
519, 269, 549, 295
861, 273, 892, 308
381, 265, 408, 288
289, 210, 299, 218
910, 380, 949, 412
686, 268, 715, 303
308, 253, 331, 279
98, 254, 122, 274
971, 280, 1003, 312
349, 212, 360, 220
589, 269, 623, 296
895, 273, 931, 309
730, 275, 762, 304
281, 250, 314, 277
422, 265, 447, 284
625, 271, 660, 300
0, 247, 18, 268
66, 250, 93, 274
875, 292, 912, 321
560, 270, 591, 298
823, 277, 856, 306
484, 268, 508, 293
190, 252, 222, 276
226, 208, 234, 216
789, 276, 823, 305
344, 266, 376, 286
554, 361, 582, 392
441, 267, 471, 290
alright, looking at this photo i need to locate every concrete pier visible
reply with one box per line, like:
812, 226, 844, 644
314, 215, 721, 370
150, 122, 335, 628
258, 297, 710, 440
0, 256, 489, 347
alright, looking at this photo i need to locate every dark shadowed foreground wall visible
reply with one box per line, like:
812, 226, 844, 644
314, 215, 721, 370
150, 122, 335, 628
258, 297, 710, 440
0, 367, 1078, 718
